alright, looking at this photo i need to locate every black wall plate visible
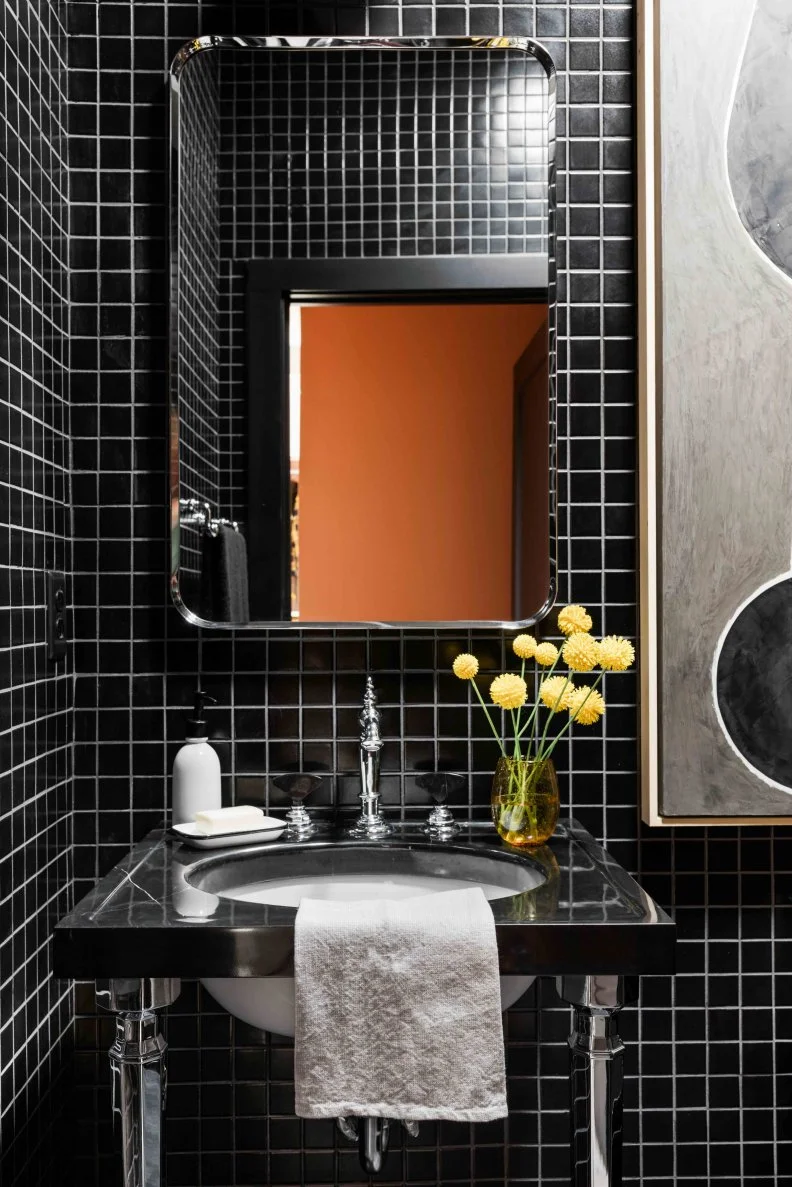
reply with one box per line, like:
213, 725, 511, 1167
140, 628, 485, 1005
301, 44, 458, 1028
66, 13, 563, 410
47, 571, 67, 663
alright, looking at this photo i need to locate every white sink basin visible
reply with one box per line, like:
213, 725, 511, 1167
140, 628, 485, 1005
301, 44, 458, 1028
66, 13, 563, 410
196, 842, 544, 1036
219, 871, 532, 908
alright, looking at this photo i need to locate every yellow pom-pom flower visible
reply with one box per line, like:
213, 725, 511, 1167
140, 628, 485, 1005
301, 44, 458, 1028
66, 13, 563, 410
598, 635, 635, 672
534, 642, 559, 667
567, 686, 606, 725
489, 673, 528, 710
562, 633, 600, 672
513, 634, 537, 660
558, 604, 593, 636
452, 653, 479, 680
539, 675, 575, 711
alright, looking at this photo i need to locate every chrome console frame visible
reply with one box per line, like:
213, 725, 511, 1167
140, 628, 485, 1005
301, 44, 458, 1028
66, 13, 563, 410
556, 975, 639, 1187
168, 34, 557, 632
95, 972, 638, 1187
97, 979, 181, 1187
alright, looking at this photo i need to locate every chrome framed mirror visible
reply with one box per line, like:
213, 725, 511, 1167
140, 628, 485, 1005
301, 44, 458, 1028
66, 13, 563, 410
169, 36, 557, 630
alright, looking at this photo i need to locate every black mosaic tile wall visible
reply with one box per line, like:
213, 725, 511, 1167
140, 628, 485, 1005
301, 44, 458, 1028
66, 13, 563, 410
0, 2, 73, 1185
218, 48, 548, 261
64, 2, 792, 1185
176, 49, 222, 589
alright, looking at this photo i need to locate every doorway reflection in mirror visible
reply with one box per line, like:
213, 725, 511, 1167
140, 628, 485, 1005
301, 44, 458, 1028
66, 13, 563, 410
280, 300, 550, 624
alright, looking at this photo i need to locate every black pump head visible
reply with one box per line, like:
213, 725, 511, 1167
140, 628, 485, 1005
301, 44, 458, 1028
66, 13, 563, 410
187, 689, 217, 738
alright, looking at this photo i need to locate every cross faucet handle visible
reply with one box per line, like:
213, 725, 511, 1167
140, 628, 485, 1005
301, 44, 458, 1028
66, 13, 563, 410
416, 772, 464, 840
273, 773, 323, 839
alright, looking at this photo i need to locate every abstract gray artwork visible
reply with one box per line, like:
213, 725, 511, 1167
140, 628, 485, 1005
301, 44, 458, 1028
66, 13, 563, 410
650, 0, 792, 818
727, 0, 792, 281
713, 0, 792, 797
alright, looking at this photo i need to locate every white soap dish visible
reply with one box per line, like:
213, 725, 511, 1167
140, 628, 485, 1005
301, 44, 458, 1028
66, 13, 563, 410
169, 817, 286, 850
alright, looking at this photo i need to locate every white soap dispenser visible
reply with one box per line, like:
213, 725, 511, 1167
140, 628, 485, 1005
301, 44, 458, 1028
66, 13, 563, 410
172, 690, 222, 825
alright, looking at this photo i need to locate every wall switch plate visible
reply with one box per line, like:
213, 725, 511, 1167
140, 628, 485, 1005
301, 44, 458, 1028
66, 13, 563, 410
47, 571, 67, 663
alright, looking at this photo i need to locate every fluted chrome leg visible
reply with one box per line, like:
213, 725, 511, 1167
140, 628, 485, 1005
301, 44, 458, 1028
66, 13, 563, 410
97, 979, 181, 1187
358, 1116, 390, 1175
556, 975, 638, 1187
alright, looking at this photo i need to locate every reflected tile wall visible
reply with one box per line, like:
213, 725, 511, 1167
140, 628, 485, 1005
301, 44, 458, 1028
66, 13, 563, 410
211, 44, 550, 534
176, 49, 223, 589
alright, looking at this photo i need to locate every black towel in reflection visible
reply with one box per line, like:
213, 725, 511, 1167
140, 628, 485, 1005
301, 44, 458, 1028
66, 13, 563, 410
201, 525, 250, 624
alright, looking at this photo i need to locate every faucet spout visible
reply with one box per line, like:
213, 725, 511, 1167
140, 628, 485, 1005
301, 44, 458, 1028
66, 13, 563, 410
347, 677, 392, 838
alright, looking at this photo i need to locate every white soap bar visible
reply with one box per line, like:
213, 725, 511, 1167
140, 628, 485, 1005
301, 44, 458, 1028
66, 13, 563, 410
193, 805, 266, 836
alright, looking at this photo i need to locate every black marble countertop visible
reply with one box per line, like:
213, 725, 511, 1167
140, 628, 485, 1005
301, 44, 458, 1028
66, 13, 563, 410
53, 820, 675, 979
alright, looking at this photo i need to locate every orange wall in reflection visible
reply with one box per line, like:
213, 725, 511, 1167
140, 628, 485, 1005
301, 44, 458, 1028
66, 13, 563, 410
298, 303, 547, 621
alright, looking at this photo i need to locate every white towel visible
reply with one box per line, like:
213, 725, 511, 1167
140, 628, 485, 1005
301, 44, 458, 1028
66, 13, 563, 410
293, 886, 508, 1122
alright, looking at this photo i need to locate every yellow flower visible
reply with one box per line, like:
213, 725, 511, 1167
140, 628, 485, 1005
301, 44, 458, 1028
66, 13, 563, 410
513, 634, 537, 660
539, 676, 575, 711
562, 633, 599, 672
558, 604, 593, 636
598, 635, 635, 672
490, 673, 528, 710
452, 653, 479, 680
568, 686, 606, 725
534, 642, 559, 667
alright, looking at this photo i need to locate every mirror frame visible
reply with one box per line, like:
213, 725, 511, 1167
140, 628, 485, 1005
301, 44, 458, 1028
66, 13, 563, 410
169, 35, 557, 632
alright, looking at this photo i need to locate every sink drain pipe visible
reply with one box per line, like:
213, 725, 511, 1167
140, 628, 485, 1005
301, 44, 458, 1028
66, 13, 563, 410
337, 1116, 419, 1175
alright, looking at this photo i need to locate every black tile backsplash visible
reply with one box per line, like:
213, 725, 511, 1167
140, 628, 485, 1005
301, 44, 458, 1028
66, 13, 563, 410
0, 0, 789, 1183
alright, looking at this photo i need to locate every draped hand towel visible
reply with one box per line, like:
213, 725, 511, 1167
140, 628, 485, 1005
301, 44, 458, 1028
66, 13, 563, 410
200, 524, 250, 624
294, 886, 508, 1121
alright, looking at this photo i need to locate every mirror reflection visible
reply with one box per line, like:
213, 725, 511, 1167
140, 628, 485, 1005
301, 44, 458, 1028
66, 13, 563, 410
271, 301, 550, 623
171, 40, 556, 628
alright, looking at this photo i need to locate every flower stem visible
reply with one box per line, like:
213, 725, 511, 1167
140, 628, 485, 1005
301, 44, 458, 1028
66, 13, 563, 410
516, 657, 527, 745
531, 663, 540, 751
536, 675, 572, 759
495, 755, 541, 842
511, 709, 522, 761
471, 677, 507, 756
542, 673, 604, 764
519, 649, 561, 738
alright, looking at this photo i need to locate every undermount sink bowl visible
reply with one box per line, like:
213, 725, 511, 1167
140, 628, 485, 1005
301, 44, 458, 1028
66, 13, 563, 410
190, 841, 546, 1036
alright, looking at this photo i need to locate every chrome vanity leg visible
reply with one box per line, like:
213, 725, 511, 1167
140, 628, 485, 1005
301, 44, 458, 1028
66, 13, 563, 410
96, 979, 181, 1187
358, 1116, 390, 1176
555, 975, 638, 1187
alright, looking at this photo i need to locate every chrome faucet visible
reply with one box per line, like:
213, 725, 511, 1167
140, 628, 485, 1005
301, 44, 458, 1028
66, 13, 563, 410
347, 677, 392, 838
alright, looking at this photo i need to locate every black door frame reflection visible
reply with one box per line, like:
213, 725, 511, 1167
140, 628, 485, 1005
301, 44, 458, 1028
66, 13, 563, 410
243, 255, 556, 626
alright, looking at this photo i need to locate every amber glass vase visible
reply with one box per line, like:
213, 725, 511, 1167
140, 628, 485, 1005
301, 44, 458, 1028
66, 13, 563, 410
490, 757, 560, 847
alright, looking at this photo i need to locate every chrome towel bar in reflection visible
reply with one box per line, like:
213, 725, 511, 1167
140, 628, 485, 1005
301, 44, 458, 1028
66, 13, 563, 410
179, 497, 240, 537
